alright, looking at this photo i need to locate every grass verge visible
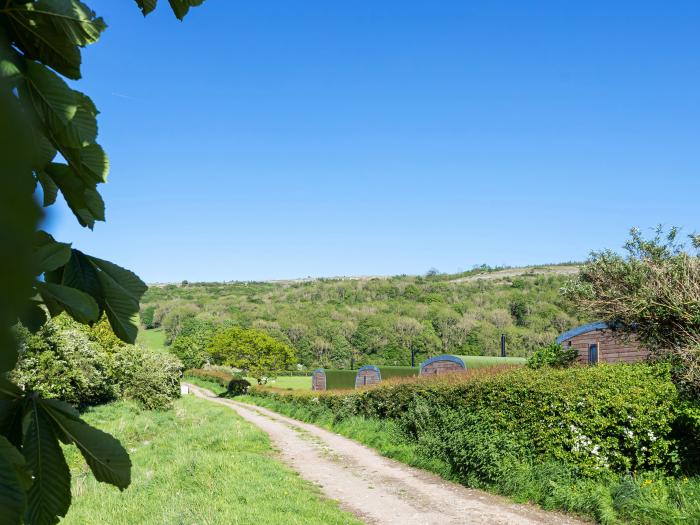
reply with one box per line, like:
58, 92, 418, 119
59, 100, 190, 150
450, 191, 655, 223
62, 395, 361, 525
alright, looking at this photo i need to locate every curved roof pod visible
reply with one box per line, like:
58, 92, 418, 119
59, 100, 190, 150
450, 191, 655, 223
556, 322, 610, 344
420, 354, 466, 375
355, 365, 381, 388
311, 368, 326, 391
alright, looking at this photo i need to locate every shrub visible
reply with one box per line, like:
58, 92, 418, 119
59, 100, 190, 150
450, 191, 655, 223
140, 305, 156, 328
111, 346, 182, 410
250, 364, 682, 477
13, 322, 114, 407
227, 378, 251, 396
527, 343, 578, 369
185, 368, 250, 397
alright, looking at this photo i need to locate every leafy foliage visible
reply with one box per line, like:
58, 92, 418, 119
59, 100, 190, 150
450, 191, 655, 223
207, 327, 297, 384
0, 2, 206, 519
168, 318, 212, 369
244, 393, 700, 525
563, 226, 700, 398
13, 322, 113, 407
13, 315, 183, 410
149, 267, 587, 370
184, 368, 251, 397
526, 343, 578, 369
251, 364, 684, 477
109, 346, 182, 410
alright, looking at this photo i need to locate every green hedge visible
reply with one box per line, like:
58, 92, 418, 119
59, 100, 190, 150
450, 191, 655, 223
252, 364, 683, 477
185, 368, 251, 396
324, 369, 357, 389
378, 366, 420, 379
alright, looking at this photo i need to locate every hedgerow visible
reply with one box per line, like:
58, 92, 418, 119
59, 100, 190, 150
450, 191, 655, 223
250, 364, 684, 477
185, 368, 251, 396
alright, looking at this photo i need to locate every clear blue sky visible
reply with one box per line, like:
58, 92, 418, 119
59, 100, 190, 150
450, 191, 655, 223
46, 1, 700, 283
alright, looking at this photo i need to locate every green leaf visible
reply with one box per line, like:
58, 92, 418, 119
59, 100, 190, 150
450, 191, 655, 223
60, 250, 102, 303
36, 281, 99, 324
0, 436, 29, 525
89, 256, 147, 303
33, 236, 71, 274
42, 163, 104, 228
54, 91, 98, 148
36, 171, 58, 206
135, 0, 158, 16
168, 0, 206, 20
31, 131, 57, 172
88, 256, 147, 343
0, 379, 25, 448
42, 401, 131, 490
63, 142, 109, 183
19, 302, 47, 333
21, 64, 108, 186
20, 60, 77, 135
23, 402, 71, 525
5, 0, 107, 80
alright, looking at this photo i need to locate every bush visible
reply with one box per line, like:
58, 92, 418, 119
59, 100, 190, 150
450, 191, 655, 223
13, 322, 114, 407
185, 368, 250, 397
227, 378, 251, 396
14, 316, 183, 410
527, 343, 578, 369
250, 364, 683, 477
110, 346, 182, 410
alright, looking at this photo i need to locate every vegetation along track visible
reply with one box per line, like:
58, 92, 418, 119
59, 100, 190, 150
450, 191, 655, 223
185, 383, 587, 525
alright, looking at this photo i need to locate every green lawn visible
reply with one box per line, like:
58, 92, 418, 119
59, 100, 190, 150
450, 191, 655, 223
136, 327, 166, 351
62, 396, 360, 525
255, 375, 311, 390
457, 355, 527, 367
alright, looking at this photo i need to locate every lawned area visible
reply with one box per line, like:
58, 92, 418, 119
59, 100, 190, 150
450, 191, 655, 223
256, 375, 311, 390
458, 355, 526, 367
136, 327, 167, 351
61, 395, 361, 525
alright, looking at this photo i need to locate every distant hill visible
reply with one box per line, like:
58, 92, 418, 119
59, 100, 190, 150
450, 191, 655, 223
141, 264, 588, 369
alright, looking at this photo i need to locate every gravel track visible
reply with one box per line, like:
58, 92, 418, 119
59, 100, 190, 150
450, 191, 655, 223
185, 383, 588, 525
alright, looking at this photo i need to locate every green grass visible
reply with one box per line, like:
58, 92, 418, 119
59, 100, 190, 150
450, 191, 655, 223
136, 327, 166, 351
260, 375, 312, 390
62, 396, 361, 525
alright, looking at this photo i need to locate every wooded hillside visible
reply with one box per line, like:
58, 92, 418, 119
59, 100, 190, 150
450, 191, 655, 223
142, 265, 588, 368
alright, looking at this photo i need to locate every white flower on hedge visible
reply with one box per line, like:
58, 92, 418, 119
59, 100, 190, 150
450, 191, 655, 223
648, 430, 657, 442
623, 428, 634, 439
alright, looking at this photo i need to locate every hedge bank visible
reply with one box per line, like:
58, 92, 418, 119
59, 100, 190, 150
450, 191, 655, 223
250, 364, 688, 477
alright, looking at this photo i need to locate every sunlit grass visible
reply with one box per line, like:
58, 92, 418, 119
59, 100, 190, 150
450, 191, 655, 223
62, 395, 360, 525
252, 375, 311, 390
135, 327, 166, 351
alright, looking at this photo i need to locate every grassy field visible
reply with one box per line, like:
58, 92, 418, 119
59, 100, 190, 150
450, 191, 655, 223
62, 395, 361, 525
255, 375, 311, 390
458, 355, 526, 367
136, 327, 166, 351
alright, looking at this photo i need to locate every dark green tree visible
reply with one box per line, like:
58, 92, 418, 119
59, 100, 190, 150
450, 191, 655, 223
0, 2, 206, 523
